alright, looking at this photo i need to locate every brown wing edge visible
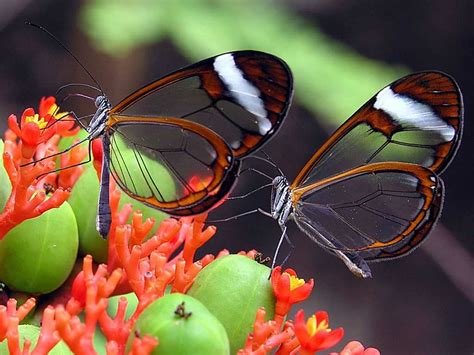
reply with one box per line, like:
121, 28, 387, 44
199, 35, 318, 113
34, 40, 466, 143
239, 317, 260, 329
291, 71, 463, 189
231, 51, 294, 157
365, 177, 444, 262
106, 114, 240, 216
391, 71, 464, 175
110, 50, 294, 159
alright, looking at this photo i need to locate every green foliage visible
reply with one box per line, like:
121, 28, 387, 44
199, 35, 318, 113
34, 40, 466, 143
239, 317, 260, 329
80, 0, 406, 127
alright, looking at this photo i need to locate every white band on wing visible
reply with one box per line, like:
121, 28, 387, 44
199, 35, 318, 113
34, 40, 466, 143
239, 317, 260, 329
213, 53, 271, 135
374, 86, 455, 142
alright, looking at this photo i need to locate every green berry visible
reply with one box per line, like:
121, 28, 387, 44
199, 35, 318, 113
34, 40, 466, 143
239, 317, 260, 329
187, 255, 275, 353
0, 202, 78, 294
60, 133, 175, 263
128, 293, 229, 354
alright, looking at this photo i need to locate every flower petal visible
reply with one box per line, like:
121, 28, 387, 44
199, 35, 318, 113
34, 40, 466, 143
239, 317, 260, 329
7, 115, 21, 137
316, 327, 344, 351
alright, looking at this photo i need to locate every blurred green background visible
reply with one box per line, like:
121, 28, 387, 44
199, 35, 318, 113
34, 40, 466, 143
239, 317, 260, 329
0, 0, 472, 354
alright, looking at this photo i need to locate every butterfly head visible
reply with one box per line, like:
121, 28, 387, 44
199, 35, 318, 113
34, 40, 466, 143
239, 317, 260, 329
95, 95, 111, 110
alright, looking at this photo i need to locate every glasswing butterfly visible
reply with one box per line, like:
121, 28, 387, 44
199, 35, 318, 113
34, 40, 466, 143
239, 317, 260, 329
266, 71, 462, 278
54, 51, 293, 237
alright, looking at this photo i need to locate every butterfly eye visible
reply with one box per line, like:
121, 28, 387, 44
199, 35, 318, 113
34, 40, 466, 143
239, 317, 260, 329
95, 96, 106, 108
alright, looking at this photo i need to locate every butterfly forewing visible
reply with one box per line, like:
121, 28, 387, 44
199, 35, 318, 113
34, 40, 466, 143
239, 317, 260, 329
109, 51, 293, 158
106, 115, 239, 215
291, 162, 441, 254
291, 71, 462, 189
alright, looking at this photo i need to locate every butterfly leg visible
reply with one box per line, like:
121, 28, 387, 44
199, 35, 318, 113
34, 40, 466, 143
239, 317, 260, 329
271, 225, 288, 270
227, 182, 273, 200
207, 208, 265, 223
237, 167, 274, 181
20, 135, 92, 167
43, 110, 90, 131
34, 140, 93, 179
62, 110, 91, 131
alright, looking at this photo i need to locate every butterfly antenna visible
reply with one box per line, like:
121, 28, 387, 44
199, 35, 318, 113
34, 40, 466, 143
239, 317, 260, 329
26, 22, 105, 95
260, 150, 284, 176
56, 83, 102, 96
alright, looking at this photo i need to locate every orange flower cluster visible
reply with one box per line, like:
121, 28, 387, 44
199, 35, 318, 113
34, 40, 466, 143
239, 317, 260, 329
0, 97, 86, 238
239, 267, 346, 354
0, 97, 381, 354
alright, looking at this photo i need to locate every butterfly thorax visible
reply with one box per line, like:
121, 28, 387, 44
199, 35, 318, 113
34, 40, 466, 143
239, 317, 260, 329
270, 176, 293, 227
87, 95, 111, 140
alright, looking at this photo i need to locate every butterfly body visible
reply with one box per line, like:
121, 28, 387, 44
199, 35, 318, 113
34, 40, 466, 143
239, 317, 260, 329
270, 176, 292, 226
87, 95, 111, 140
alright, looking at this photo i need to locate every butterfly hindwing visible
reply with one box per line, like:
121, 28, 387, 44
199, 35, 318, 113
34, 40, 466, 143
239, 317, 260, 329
106, 116, 239, 215
292, 163, 442, 259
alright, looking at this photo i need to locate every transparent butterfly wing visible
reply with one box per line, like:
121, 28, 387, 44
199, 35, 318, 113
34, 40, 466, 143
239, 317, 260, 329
292, 163, 442, 258
106, 116, 239, 215
110, 51, 294, 158
292, 72, 462, 190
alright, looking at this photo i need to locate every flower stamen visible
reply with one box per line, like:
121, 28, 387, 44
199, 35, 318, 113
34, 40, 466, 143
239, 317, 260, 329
284, 272, 305, 291
306, 315, 330, 337
24, 114, 48, 129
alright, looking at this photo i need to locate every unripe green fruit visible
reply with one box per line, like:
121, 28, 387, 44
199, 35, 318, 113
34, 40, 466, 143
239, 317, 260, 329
187, 255, 275, 353
0, 324, 71, 354
0, 202, 78, 294
128, 293, 229, 354
60, 133, 175, 263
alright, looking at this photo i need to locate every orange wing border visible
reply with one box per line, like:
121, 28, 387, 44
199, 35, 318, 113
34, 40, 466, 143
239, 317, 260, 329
106, 114, 239, 216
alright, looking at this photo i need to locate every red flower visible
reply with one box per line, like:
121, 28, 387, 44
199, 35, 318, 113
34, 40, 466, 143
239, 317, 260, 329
330, 341, 381, 355
39, 96, 80, 137
8, 108, 56, 157
271, 267, 314, 322
294, 309, 344, 354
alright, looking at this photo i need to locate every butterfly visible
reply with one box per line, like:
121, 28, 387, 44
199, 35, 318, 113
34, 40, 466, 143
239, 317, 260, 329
59, 51, 293, 237
266, 71, 462, 278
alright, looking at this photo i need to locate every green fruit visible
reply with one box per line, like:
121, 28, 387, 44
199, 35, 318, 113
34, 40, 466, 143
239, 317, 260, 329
128, 293, 229, 354
67, 164, 108, 262
0, 202, 78, 294
0, 324, 71, 354
187, 255, 275, 353
0, 140, 12, 211
59, 132, 175, 263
